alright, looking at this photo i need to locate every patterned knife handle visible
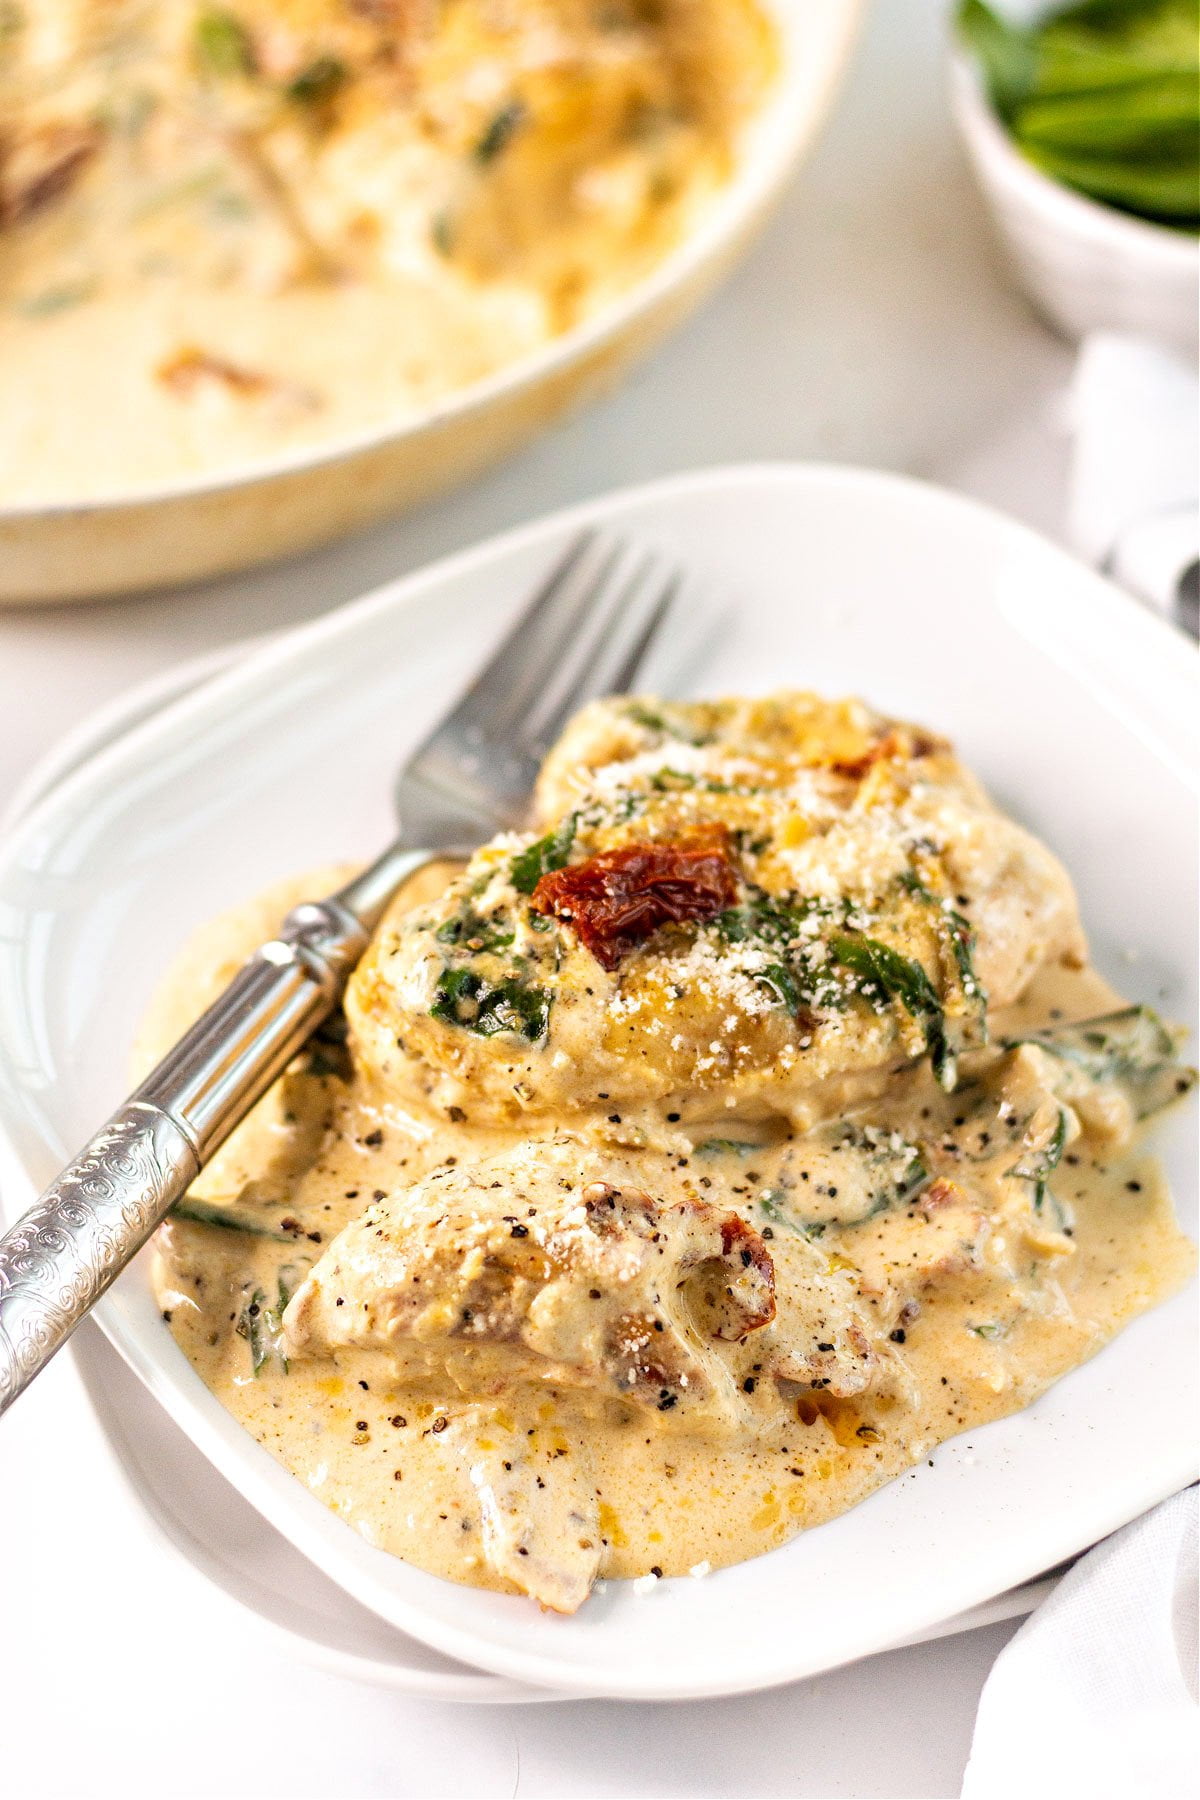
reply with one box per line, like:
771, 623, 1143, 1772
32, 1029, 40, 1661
0, 849, 435, 1418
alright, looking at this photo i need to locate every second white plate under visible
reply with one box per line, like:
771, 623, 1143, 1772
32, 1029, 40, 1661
5, 639, 1065, 1701
0, 463, 1193, 1700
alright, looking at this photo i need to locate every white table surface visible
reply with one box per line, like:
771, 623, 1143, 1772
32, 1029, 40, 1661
0, 4, 1083, 1794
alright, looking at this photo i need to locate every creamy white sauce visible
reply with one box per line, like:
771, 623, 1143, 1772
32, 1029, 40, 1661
146, 872, 1195, 1607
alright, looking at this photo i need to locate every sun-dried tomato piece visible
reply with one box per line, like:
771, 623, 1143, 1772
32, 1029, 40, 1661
828, 728, 942, 780
716, 1214, 776, 1336
530, 837, 738, 970
1, 122, 102, 227
917, 1178, 968, 1213
156, 347, 270, 396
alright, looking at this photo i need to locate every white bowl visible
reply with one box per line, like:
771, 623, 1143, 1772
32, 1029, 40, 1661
0, 462, 1194, 1700
0, 0, 863, 606
949, 52, 1199, 355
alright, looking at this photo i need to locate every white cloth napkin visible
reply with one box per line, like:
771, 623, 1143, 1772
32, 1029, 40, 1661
1067, 332, 1199, 635
962, 1486, 1199, 1799
963, 332, 1200, 1795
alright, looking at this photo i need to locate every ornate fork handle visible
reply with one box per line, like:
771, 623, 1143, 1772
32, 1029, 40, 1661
0, 852, 432, 1417
0, 1103, 199, 1414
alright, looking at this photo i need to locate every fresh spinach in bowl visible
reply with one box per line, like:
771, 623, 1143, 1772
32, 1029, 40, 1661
959, 0, 1200, 228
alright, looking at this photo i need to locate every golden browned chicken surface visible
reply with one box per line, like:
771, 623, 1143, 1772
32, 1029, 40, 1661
349, 693, 1085, 1132
147, 691, 1196, 1611
0, 0, 774, 503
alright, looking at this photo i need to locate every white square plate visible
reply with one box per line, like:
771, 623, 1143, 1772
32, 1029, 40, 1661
0, 463, 1194, 1699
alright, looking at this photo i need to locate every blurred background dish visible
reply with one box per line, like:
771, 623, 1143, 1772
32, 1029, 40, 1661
0, 0, 862, 605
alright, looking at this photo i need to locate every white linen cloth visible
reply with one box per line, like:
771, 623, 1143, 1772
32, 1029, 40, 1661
1066, 332, 1199, 634
962, 1486, 1199, 1798
964, 330, 1199, 1798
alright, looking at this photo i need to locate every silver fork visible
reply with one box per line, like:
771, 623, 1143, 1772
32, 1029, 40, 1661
0, 532, 679, 1415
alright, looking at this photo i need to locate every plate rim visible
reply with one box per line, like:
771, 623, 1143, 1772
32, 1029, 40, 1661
1, 653, 553, 1706
0, 458, 1195, 1699
2, 624, 1074, 1699
67, 1323, 557, 1703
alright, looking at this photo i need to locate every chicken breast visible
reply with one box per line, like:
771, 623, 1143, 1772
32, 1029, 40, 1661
348, 692, 1084, 1135
283, 1138, 779, 1430
432, 1406, 603, 1614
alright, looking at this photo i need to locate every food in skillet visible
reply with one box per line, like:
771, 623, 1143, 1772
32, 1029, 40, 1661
0, 0, 775, 504
146, 691, 1196, 1611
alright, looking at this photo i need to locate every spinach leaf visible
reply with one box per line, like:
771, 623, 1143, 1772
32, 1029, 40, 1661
435, 908, 515, 953
758, 1190, 824, 1239
510, 813, 577, 894
430, 210, 456, 257
432, 967, 551, 1042
287, 55, 347, 107
174, 1197, 300, 1241
756, 961, 804, 1014
1005, 1006, 1196, 1119
958, 0, 1200, 227
194, 7, 255, 77
18, 280, 99, 317
829, 933, 954, 1087
235, 1262, 305, 1375
958, 0, 1038, 115
715, 895, 828, 946
474, 101, 526, 164
901, 871, 986, 1008
1007, 1106, 1068, 1214
236, 1287, 272, 1373
767, 1122, 929, 1230
623, 702, 710, 743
